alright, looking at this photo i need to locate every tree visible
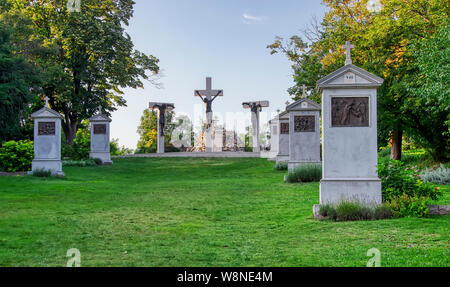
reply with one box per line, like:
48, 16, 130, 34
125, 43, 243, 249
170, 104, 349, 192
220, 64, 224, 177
136, 109, 176, 154
268, 0, 448, 160
1, 0, 160, 144
401, 21, 449, 161
0, 24, 38, 143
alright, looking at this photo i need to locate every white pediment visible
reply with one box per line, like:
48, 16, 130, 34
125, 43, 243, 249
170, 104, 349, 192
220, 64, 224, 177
31, 107, 63, 119
278, 111, 289, 119
318, 64, 383, 89
286, 98, 321, 111
90, 113, 112, 122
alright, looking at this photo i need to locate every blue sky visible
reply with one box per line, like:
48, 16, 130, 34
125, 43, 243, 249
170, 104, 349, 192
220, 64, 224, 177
111, 0, 328, 149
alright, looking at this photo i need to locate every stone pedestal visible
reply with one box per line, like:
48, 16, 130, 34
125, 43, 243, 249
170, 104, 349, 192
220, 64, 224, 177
212, 127, 223, 152
286, 98, 321, 170
89, 110, 112, 165
276, 111, 289, 162
318, 64, 384, 205
251, 110, 260, 152
31, 106, 64, 176
205, 112, 213, 153
157, 117, 164, 154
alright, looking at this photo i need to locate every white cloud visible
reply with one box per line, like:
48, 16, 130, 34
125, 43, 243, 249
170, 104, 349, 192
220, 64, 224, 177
242, 12, 266, 24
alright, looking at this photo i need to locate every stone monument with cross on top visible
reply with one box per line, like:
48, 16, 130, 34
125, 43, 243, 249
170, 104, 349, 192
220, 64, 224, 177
242, 101, 269, 152
194, 77, 223, 152
89, 105, 113, 164
149, 102, 175, 154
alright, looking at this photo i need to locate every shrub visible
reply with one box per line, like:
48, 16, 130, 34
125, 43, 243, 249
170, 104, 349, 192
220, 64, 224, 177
0, 140, 34, 172
319, 201, 392, 221
63, 159, 97, 167
93, 158, 103, 165
62, 121, 90, 160
32, 169, 52, 177
273, 162, 288, 171
420, 164, 450, 185
378, 159, 441, 201
286, 163, 322, 183
387, 194, 430, 218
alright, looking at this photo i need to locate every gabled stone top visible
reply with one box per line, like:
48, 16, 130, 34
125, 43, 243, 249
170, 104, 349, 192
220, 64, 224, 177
31, 106, 63, 119
317, 64, 384, 89
278, 110, 289, 120
90, 113, 112, 123
286, 98, 321, 112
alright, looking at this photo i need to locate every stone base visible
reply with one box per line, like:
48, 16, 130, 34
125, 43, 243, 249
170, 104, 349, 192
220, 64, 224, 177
276, 154, 289, 163
428, 205, 450, 215
288, 161, 321, 171
319, 178, 382, 205
312, 204, 325, 220
90, 152, 113, 165
31, 159, 65, 176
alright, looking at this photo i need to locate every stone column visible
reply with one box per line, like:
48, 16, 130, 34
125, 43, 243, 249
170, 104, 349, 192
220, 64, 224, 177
286, 98, 321, 170
269, 115, 279, 159
205, 112, 213, 153
317, 63, 384, 205
157, 109, 165, 154
251, 109, 260, 152
30, 101, 64, 176
89, 107, 112, 165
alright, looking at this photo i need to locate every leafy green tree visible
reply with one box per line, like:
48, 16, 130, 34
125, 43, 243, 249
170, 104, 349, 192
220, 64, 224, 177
136, 109, 176, 154
401, 21, 449, 161
0, 24, 38, 143
1, 0, 160, 144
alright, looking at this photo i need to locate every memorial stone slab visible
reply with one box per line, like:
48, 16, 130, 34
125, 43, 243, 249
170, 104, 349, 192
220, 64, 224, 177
89, 106, 113, 164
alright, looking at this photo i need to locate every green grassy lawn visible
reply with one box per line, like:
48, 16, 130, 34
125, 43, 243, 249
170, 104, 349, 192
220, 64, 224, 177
0, 157, 449, 267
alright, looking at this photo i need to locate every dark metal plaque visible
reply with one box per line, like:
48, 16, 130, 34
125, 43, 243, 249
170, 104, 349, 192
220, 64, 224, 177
280, 123, 289, 134
294, 115, 315, 132
331, 97, 369, 127
93, 124, 107, 134
38, 122, 55, 136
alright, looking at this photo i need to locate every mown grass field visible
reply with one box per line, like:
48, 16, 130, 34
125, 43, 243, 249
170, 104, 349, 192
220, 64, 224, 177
0, 157, 449, 267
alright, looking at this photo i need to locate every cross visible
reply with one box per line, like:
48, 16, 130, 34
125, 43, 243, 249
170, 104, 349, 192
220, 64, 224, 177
194, 77, 223, 114
242, 101, 270, 153
44, 96, 50, 108
302, 84, 308, 99
285, 101, 290, 106
97, 105, 102, 114
343, 41, 355, 65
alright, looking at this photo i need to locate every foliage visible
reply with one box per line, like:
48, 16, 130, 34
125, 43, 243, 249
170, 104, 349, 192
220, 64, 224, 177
62, 121, 90, 160
319, 202, 392, 221
110, 139, 133, 156
378, 159, 441, 201
401, 20, 450, 162
273, 162, 288, 171
63, 159, 97, 167
420, 165, 450, 185
0, 140, 33, 172
32, 169, 52, 178
136, 109, 177, 154
1, 0, 160, 145
0, 24, 38, 143
387, 194, 430, 218
93, 158, 103, 166
286, 163, 322, 183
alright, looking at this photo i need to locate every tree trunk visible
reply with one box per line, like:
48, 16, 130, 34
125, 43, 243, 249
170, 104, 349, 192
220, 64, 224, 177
61, 113, 78, 145
390, 130, 402, 160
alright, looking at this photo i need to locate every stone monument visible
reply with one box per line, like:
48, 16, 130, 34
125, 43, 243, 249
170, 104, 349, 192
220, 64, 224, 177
286, 85, 321, 170
149, 102, 175, 154
30, 97, 64, 176
317, 41, 384, 205
242, 101, 269, 152
276, 108, 290, 162
194, 77, 223, 152
89, 106, 113, 164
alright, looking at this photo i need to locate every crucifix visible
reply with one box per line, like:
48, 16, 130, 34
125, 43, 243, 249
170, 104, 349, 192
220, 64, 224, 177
149, 102, 175, 154
343, 40, 355, 65
242, 101, 269, 152
194, 77, 223, 152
